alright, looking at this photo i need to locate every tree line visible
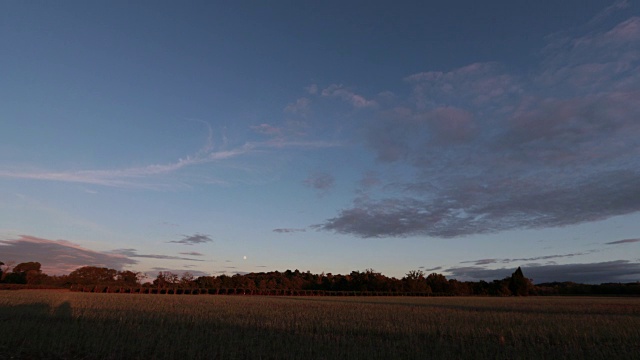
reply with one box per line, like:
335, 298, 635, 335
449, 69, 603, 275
0, 261, 142, 288
1, 260, 638, 296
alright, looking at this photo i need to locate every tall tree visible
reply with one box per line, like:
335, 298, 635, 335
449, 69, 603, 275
4, 262, 43, 284
68, 266, 117, 285
153, 271, 179, 288
180, 272, 195, 288
403, 270, 430, 293
116, 270, 143, 286
0, 261, 14, 282
508, 267, 534, 296
426, 273, 450, 293
13, 262, 41, 273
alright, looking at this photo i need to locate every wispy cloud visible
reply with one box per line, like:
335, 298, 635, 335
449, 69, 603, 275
321, 84, 377, 108
273, 228, 306, 234
0, 126, 255, 189
304, 172, 335, 196
168, 233, 213, 246
588, 0, 630, 26
463, 259, 499, 266
605, 238, 640, 245
0, 119, 341, 189
250, 124, 283, 137
305, 84, 318, 95
262, 140, 342, 149
179, 251, 205, 256
319, 11, 640, 238
249, 122, 315, 149
538, 16, 640, 93
110, 249, 205, 262
404, 62, 521, 107
358, 171, 381, 190
460, 251, 598, 266
421, 266, 442, 272
284, 97, 311, 116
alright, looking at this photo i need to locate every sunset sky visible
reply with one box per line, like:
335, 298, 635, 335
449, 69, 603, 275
1, 0, 639, 284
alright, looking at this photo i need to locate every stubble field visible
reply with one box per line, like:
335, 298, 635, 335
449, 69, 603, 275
0, 290, 639, 359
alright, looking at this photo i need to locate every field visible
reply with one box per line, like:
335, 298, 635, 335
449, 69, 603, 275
0, 291, 639, 359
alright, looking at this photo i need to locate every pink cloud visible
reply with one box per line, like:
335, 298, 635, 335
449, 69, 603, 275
305, 84, 318, 95
304, 171, 335, 196
0, 235, 136, 275
589, 0, 630, 25
321, 84, 377, 108
600, 16, 639, 43
284, 97, 311, 115
250, 123, 283, 137
427, 107, 476, 142
405, 62, 497, 83
323, 10, 640, 240
539, 17, 640, 92
405, 62, 521, 108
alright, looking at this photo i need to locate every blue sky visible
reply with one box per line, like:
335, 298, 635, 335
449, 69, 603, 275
1, 0, 640, 283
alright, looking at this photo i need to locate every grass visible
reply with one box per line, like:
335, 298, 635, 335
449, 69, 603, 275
0, 291, 639, 359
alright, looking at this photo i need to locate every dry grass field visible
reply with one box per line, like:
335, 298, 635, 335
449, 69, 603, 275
0, 290, 639, 359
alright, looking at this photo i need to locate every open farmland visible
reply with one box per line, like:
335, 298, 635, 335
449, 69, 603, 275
0, 291, 639, 359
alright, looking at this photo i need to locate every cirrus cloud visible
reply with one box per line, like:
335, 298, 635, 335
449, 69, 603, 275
321, 84, 377, 108
606, 238, 640, 245
111, 249, 205, 262
273, 228, 306, 234
304, 172, 335, 196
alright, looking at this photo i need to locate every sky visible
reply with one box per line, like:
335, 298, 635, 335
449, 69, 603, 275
1, 0, 640, 284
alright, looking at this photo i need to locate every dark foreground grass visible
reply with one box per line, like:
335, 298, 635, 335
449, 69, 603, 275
0, 291, 639, 359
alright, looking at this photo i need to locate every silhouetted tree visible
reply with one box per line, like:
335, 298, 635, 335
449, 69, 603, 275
116, 270, 143, 286
180, 272, 195, 288
18, 262, 44, 284
472, 280, 490, 296
3, 262, 44, 284
4, 258, 640, 295
448, 279, 473, 296
195, 275, 220, 289
68, 266, 117, 285
508, 267, 534, 296
426, 273, 450, 293
153, 271, 179, 288
490, 279, 512, 296
0, 261, 14, 282
3, 272, 26, 284
13, 262, 41, 273
403, 270, 431, 293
